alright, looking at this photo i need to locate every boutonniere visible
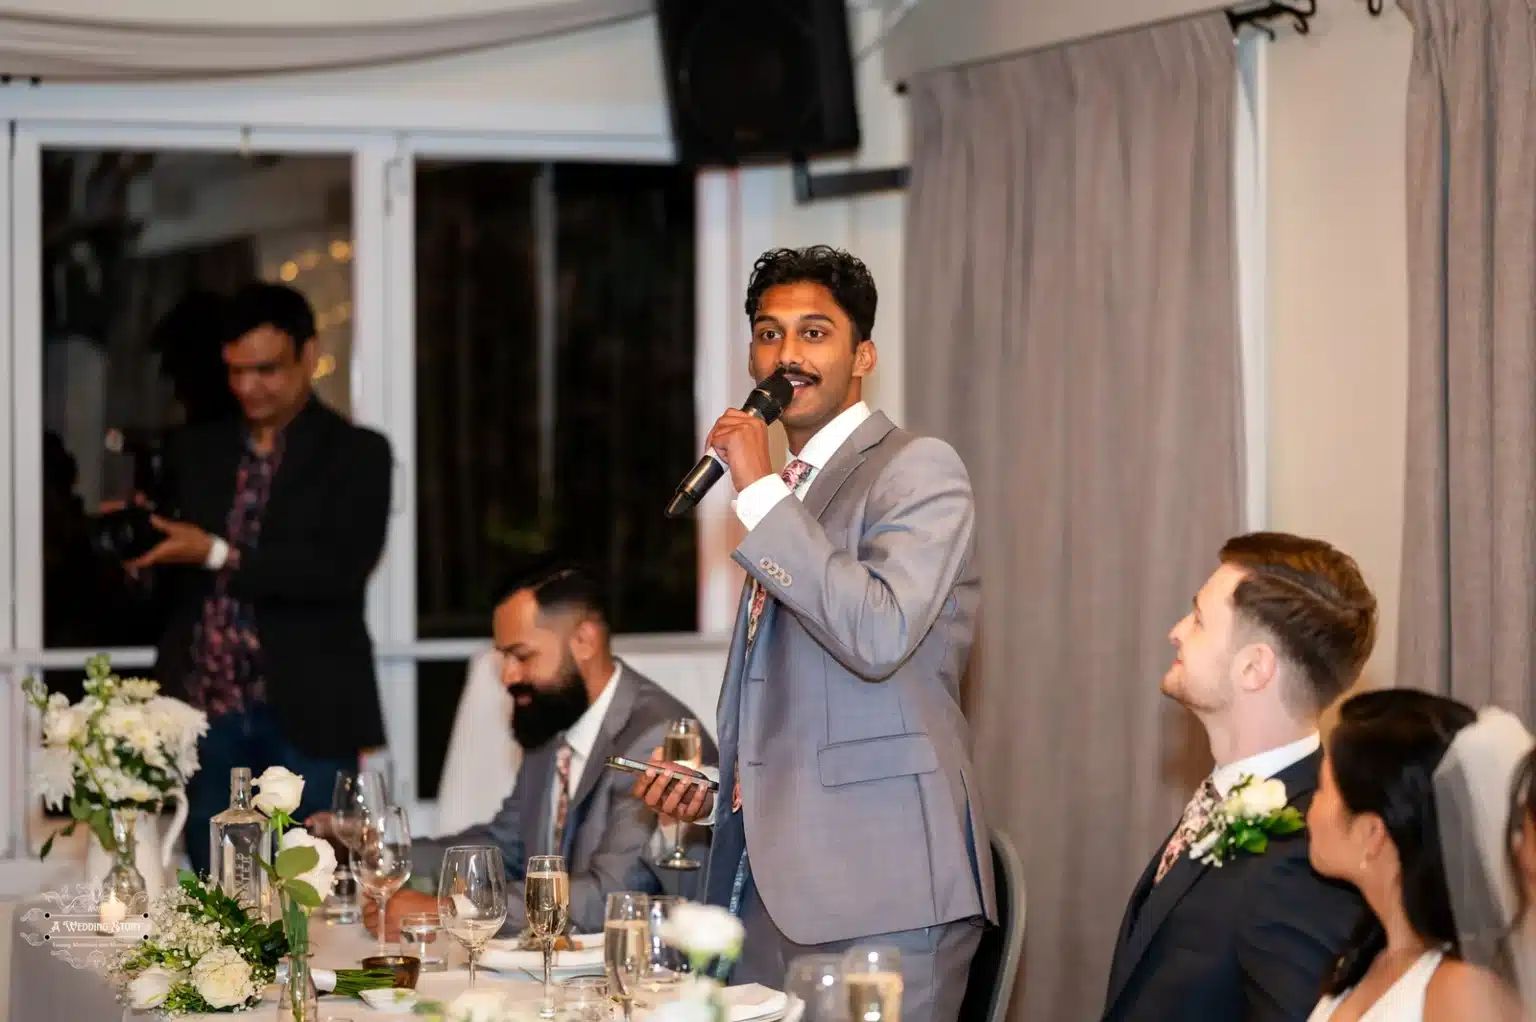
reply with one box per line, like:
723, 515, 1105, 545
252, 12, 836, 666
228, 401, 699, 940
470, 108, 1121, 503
1188, 775, 1304, 867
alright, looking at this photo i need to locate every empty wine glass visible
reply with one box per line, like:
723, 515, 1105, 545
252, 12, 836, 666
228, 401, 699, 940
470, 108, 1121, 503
842, 946, 903, 1022
438, 845, 508, 989
644, 895, 688, 993
603, 892, 650, 1022
355, 806, 411, 954
787, 953, 846, 1022
525, 854, 569, 1020
330, 770, 388, 923
655, 719, 704, 871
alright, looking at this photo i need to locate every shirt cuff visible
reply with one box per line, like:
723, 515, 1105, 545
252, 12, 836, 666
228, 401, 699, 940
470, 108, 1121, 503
733, 475, 792, 531
204, 536, 231, 571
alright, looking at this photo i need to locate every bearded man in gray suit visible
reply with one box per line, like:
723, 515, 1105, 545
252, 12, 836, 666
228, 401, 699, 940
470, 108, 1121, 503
636, 246, 994, 1022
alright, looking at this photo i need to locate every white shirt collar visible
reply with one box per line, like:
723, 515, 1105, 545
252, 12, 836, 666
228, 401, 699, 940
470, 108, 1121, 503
791, 401, 872, 472
1210, 732, 1320, 797
562, 662, 624, 763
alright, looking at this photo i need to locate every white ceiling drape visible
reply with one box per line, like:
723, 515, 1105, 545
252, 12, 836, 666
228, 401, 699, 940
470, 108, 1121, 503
0, 0, 650, 80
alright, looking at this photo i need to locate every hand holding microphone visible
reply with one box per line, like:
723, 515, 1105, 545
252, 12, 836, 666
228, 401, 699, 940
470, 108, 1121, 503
665, 368, 794, 518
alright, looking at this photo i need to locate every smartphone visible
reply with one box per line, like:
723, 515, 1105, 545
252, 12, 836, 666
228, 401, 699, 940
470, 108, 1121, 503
606, 756, 720, 792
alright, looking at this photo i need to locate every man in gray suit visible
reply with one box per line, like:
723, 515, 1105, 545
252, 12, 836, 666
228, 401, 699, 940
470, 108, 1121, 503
348, 557, 716, 939
636, 247, 994, 1022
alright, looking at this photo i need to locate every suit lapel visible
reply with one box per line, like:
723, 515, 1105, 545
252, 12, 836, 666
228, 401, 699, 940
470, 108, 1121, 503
1103, 750, 1324, 1014
800, 411, 895, 521
567, 667, 638, 816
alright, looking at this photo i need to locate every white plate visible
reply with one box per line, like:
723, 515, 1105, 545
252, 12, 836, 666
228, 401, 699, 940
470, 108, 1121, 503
358, 987, 420, 1013
480, 933, 606, 976
720, 984, 790, 1022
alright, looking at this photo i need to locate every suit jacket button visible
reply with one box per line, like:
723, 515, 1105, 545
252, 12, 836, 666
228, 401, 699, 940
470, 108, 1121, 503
760, 557, 773, 570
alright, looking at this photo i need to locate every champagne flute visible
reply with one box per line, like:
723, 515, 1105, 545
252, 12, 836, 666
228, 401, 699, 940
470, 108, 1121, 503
842, 946, 903, 1022
438, 845, 508, 989
355, 806, 412, 954
604, 892, 650, 1022
655, 718, 704, 871
787, 953, 846, 1022
525, 854, 569, 1020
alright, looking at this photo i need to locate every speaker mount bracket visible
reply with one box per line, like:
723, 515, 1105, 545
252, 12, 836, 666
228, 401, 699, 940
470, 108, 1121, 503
791, 158, 909, 204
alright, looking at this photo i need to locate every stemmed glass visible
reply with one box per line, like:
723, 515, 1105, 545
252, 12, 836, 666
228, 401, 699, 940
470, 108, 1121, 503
330, 770, 386, 923
842, 946, 903, 1022
525, 854, 570, 1020
655, 718, 704, 871
603, 892, 650, 1022
786, 954, 846, 1022
438, 845, 508, 989
355, 806, 412, 954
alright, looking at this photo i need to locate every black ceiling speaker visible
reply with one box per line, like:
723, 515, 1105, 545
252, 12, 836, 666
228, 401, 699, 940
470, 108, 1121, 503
655, 0, 861, 167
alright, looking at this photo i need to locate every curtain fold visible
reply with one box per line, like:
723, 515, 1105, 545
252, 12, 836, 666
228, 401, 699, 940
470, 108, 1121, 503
904, 15, 1242, 1020
1396, 0, 1536, 715
0, 0, 647, 79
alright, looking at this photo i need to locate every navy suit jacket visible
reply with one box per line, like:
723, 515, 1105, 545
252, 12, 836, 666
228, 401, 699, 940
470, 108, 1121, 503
1101, 751, 1366, 1022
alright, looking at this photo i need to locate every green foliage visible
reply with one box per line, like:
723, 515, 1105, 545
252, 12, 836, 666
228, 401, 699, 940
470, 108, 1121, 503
333, 969, 399, 998
174, 871, 289, 969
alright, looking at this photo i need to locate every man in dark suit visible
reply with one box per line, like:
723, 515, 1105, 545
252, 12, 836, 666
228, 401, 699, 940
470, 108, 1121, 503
128, 283, 392, 876
355, 558, 716, 938
1102, 532, 1375, 1022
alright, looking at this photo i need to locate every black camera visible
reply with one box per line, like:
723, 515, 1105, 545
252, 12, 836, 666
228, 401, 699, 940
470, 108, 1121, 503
89, 505, 167, 562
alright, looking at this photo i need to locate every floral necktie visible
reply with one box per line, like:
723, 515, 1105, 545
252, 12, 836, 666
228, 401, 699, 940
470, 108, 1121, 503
551, 743, 573, 852
1155, 778, 1221, 884
734, 458, 814, 816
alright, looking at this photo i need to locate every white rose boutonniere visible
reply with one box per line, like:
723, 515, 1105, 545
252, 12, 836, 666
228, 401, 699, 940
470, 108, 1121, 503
1188, 774, 1305, 868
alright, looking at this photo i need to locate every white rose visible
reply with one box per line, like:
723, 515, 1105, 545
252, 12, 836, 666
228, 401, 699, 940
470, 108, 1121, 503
191, 946, 257, 1008
1233, 778, 1289, 820
127, 965, 183, 1009
278, 828, 339, 905
253, 766, 305, 815
659, 903, 745, 959
447, 989, 511, 1022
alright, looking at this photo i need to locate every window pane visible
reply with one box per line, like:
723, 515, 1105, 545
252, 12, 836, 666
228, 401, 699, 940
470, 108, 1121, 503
413, 160, 698, 640
39, 149, 354, 664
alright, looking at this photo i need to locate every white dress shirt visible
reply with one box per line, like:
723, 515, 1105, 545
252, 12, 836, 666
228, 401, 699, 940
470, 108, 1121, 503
732, 400, 873, 530
1210, 731, 1321, 798
547, 663, 623, 849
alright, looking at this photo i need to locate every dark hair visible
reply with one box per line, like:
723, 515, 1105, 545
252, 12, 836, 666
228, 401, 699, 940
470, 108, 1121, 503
223, 283, 316, 352
1323, 688, 1478, 994
744, 245, 878, 344
1219, 532, 1378, 713
492, 554, 608, 626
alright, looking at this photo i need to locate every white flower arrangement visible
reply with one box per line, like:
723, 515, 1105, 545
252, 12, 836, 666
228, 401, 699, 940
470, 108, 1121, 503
1187, 775, 1305, 868
647, 904, 747, 1022
249, 767, 339, 958
110, 876, 283, 1016
24, 655, 208, 855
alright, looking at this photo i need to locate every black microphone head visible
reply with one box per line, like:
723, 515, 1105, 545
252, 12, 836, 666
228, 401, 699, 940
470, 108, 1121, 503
744, 368, 795, 424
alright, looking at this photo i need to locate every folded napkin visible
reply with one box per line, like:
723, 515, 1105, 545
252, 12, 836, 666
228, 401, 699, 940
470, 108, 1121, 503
720, 984, 789, 1022
272, 962, 339, 992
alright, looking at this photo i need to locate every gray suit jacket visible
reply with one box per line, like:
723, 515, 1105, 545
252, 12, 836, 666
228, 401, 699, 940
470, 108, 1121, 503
415, 662, 717, 934
707, 411, 996, 946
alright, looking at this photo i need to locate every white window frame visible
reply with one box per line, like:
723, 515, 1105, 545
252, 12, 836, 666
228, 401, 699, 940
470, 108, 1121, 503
0, 89, 736, 844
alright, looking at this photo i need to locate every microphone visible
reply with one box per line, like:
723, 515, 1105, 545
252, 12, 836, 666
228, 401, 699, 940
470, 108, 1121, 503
666, 368, 795, 518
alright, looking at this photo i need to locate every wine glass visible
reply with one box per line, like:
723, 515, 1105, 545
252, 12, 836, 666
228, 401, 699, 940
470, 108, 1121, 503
655, 718, 704, 871
637, 894, 686, 1009
329, 770, 385, 924
525, 854, 569, 1020
438, 845, 508, 989
603, 892, 650, 1022
355, 806, 412, 954
842, 946, 903, 1022
786, 954, 846, 1022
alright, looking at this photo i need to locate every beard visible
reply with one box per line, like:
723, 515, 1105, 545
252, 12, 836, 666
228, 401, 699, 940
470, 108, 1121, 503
508, 658, 592, 750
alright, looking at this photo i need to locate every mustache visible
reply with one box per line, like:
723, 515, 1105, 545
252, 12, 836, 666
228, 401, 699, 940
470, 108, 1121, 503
776, 366, 820, 385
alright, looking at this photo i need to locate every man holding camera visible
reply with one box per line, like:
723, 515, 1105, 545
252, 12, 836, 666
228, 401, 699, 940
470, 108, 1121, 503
124, 283, 393, 876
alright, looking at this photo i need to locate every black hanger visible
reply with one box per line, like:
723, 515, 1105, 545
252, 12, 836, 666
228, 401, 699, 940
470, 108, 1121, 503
1227, 0, 1316, 40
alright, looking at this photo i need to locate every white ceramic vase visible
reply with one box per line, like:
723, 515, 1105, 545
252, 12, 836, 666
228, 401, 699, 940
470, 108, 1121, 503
84, 789, 189, 902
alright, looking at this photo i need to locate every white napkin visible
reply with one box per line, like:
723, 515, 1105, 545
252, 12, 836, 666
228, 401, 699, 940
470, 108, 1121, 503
272, 962, 338, 992
720, 984, 790, 1022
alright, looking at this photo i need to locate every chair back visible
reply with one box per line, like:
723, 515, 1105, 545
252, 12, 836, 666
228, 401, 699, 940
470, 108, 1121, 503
958, 828, 1027, 1022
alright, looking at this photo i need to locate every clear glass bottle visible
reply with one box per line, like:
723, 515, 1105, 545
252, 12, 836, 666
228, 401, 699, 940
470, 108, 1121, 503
209, 767, 272, 918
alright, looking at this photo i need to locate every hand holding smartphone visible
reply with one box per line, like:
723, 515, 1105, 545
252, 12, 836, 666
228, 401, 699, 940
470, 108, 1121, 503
606, 756, 719, 792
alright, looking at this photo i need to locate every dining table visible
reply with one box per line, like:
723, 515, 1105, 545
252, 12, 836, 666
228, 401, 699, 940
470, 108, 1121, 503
9, 892, 791, 1022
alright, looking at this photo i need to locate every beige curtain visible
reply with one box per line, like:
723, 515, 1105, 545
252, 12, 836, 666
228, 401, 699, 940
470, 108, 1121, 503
1396, 0, 1536, 717
904, 15, 1242, 1021
0, 0, 646, 79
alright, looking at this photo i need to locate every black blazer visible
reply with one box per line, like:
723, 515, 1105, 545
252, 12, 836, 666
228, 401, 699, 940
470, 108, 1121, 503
153, 399, 392, 758
1101, 751, 1366, 1022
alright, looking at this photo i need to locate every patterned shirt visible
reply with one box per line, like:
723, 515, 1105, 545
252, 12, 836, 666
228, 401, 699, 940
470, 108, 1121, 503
186, 435, 284, 718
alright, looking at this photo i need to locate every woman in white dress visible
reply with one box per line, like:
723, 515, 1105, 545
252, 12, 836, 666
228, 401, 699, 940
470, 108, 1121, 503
1303, 690, 1520, 1022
